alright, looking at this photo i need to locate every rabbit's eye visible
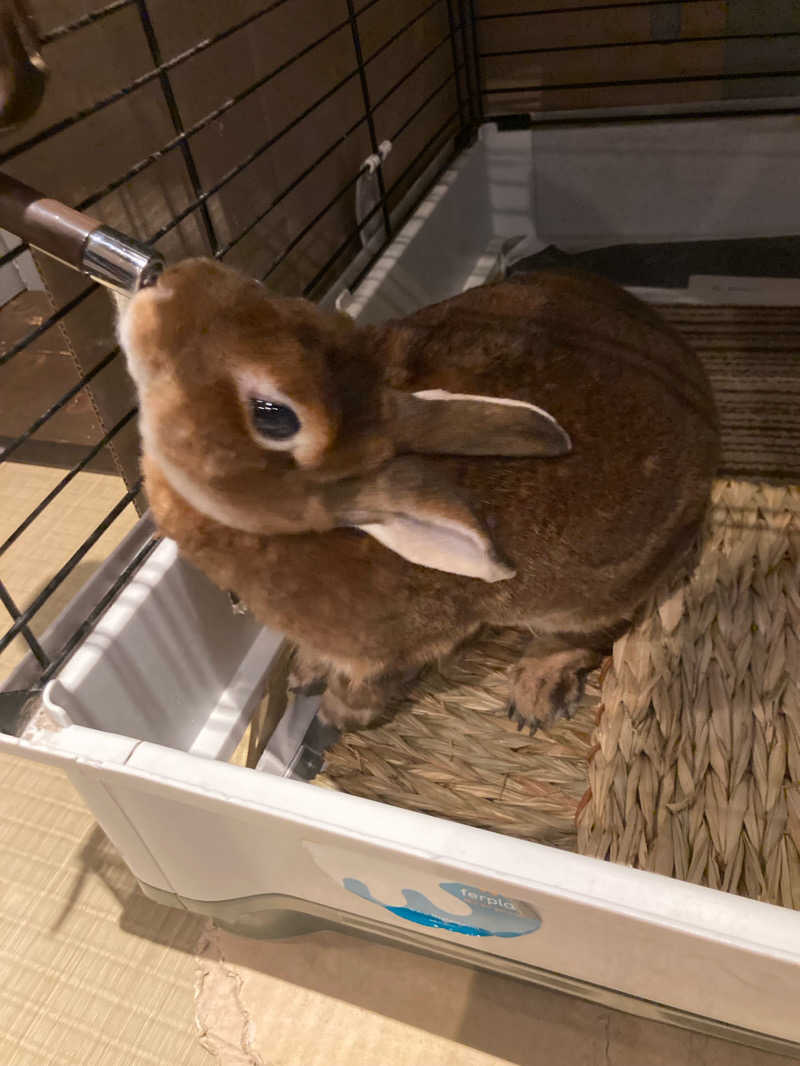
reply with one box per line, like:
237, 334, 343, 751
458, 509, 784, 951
251, 398, 301, 441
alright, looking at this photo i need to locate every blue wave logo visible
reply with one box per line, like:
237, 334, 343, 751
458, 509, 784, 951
343, 878, 541, 938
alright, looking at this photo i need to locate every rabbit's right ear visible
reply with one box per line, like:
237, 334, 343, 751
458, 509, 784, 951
388, 390, 571, 458
323, 457, 515, 582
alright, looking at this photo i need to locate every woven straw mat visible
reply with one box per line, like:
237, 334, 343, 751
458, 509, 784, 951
579, 479, 800, 908
319, 479, 800, 907
317, 629, 599, 850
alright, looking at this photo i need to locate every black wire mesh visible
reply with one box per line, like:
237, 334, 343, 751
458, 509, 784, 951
478, 0, 800, 123
0, 0, 476, 692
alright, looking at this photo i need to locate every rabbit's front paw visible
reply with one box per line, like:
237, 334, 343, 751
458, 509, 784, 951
507, 646, 601, 735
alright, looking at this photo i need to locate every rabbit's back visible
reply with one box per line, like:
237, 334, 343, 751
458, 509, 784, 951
379, 271, 719, 627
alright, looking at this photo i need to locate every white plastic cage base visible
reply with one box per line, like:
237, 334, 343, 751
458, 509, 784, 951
4, 121, 800, 1053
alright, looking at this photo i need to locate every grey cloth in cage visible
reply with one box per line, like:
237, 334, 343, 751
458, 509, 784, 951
660, 305, 800, 484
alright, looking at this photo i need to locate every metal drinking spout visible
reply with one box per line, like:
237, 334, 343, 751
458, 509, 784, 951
0, 172, 164, 294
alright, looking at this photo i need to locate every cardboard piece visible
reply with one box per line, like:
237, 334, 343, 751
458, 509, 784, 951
199, 925, 800, 1066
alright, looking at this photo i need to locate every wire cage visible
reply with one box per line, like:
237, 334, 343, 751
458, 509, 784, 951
0, 0, 482, 699
1, 0, 799, 704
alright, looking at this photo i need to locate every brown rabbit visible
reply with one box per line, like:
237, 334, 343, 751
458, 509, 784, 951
118, 258, 718, 732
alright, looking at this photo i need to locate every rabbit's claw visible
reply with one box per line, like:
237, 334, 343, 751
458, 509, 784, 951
507, 702, 539, 736
508, 646, 601, 734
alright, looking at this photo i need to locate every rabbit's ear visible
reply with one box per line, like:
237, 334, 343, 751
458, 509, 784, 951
327, 457, 515, 582
389, 389, 571, 458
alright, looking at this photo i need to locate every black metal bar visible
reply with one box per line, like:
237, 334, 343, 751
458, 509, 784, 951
0, 409, 138, 558
476, 0, 736, 18
363, 0, 444, 66
456, 0, 479, 125
354, 0, 388, 15
6, 19, 464, 277
261, 81, 462, 286
0, 482, 143, 656
218, 29, 468, 259
0, 242, 26, 270
0, 284, 96, 369
134, 0, 218, 254
346, 0, 392, 243
39, 0, 135, 46
488, 103, 800, 127
261, 173, 365, 283
37, 535, 160, 685
0, 69, 166, 165
485, 69, 800, 94
147, 67, 361, 247
3, 11, 460, 271
80, 15, 355, 222
216, 122, 368, 260
0, 69, 366, 376
455, 0, 481, 124
480, 31, 800, 59
466, 0, 483, 122
0, 579, 49, 669
78, 139, 183, 215
0, 0, 295, 165
374, 29, 457, 111
389, 67, 459, 142
383, 108, 462, 200
263, 175, 392, 291
337, 116, 463, 298
445, 0, 466, 131
22, 13, 351, 231
0, 67, 157, 165
298, 109, 460, 296
0, 128, 187, 271
0, 0, 611, 190
0, 348, 122, 465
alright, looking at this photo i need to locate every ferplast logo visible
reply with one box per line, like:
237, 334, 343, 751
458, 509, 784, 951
343, 878, 541, 938
456, 886, 517, 911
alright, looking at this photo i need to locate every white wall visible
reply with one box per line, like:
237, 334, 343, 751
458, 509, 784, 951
523, 115, 800, 248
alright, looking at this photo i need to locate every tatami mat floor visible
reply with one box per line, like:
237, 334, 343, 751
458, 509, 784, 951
0, 753, 211, 1066
0, 463, 138, 682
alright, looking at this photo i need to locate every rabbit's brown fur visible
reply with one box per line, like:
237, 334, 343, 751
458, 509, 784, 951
121, 259, 718, 732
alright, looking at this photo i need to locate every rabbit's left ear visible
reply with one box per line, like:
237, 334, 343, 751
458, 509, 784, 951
324, 457, 515, 582
388, 389, 571, 458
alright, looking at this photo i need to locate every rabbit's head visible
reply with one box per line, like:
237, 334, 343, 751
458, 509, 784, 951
119, 259, 570, 581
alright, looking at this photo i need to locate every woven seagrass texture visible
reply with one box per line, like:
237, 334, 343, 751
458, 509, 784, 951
578, 479, 800, 908
319, 629, 600, 850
